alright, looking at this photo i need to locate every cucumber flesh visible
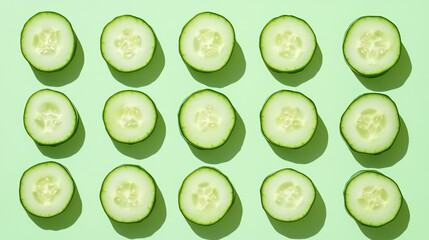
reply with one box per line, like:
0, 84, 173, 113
20, 11, 76, 72
260, 15, 317, 73
260, 90, 318, 148
344, 170, 402, 227
100, 165, 156, 223
179, 167, 235, 225
340, 93, 400, 154
19, 161, 75, 218
343, 16, 401, 77
23, 89, 79, 146
178, 89, 236, 149
260, 168, 315, 222
179, 12, 235, 72
101, 15, 156, 72
102, 90, 157, 144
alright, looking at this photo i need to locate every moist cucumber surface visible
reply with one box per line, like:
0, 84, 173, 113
178, 166, 235, 225
260, 15, 317, 73
343, 16, 401, 77
101, 15, 156, 72
102, 90, 157, 144
20, 11, 76, 72
19, 161, 75, 218
23, 89, 79, 146
340, 93, 400, 154
260, 90, 318, 148
178, 89, 236, 149
344, 170, 403, 227
261, 168, 316, 222
179, 11, 235, 72
100, 164, 156, 223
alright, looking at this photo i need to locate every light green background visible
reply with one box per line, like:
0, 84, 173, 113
0, 0, 424, 239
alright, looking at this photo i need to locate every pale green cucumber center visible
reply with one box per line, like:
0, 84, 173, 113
356, 108, 386, 139
275, 106, 304, 132
194, 29, 224, 58
34, 102, 62, 133
33, 28, 60, 55
114, 29, 142, 59
275, 31, 303, 59
358, 30, 391, 65
33, 176, 61, 205
192, 182, 220, 211
275, 182, 304, 208
117, 105, 143, 129
114, 182, 140, 209
358, 185, 388, 211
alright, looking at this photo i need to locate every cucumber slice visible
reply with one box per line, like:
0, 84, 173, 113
179, 12, 235, 72
340, 93, 400, 154
343, 16, 401, 77
20, 11, 76, 72
178, 89, 236, 149
344, 170, 403, 227
260, 15, 317, 73
100, 15, 156, 72
260, 90, 318, 148
102, 90, 157, 144
19, 161, 75, 218
23, 89, 79, 146
178, 166, 235, 225
260, 168, 315, 222
100, 164, 156, 223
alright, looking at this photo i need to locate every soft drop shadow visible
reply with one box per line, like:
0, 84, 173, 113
108, 38, 165, 87
112, 110, 166, 160
32, 38, 84, 86
111, 186, 166, 238
269, 115, 328, 164
28, 187, 82, 230
268, 44, 322, 86
355, 44, 411, 91
268, 188, 326, 238
187, 42, 246, 88
358, 198, 410, 240
188, 193, 242, 239
189, 112, 245, 164
352, 116, 408, 168
36, 115, 85, 159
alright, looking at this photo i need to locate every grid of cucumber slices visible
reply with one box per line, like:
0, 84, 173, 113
18, 10, 407, 235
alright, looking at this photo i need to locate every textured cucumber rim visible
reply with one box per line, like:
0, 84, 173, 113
259, 89, 318, 149
20, 11, 77, 72
19, 161, 76, 218
260, 168, 316, 222
343, 170, 403, 227
99, 164, 157, 223
339, 92, 400, 155
102, 89, 158, 144
178, 166, 235, 226
178, 11, 236, 73
342, 15, 401, 78
259, 15, 317, 73
23, 88, 79, 146
178, 88, 237, 150
100, 14, 157, 73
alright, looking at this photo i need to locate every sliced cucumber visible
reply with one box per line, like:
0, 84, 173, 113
102, 90, 157, 144
340, 93, 400, 154
178, 89, 236, 149
100, 15, 156, 72
179, 12, 235, 72
20, 11, 76, 72
260, 90, 318, 148
100, 164, 156, 223
343, 16, 401, 77
344, 170, 402, 227
261, 168, 315, 222
260, 15, 317, 73
23, 89, 79, 146
179, 166, 235, 225
19, 161, 75, 218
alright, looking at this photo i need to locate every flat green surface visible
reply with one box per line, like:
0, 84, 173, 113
0, 0, 423, 239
